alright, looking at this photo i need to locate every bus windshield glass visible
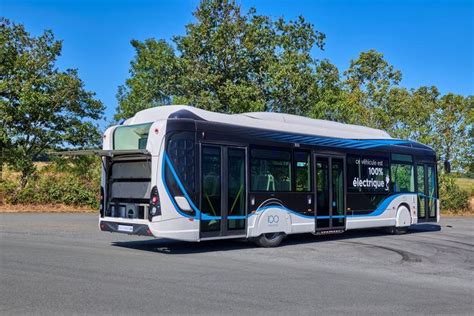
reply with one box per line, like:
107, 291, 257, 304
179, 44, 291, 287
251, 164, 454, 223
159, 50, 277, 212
113, 123, 152, 150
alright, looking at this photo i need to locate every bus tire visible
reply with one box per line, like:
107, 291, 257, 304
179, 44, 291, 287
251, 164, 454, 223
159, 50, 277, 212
387, 205, 411, 235
253, 232, 286, 247
385, 226, 408, 235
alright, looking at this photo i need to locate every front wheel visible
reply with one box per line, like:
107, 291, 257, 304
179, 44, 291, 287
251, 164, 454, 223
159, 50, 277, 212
252, 232, 286, 247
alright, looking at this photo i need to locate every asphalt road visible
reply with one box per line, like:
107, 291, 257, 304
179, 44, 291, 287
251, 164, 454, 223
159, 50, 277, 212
1, 214, 473, 315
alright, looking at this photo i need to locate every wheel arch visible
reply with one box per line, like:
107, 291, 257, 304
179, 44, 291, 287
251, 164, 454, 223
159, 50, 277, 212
396, 203, 412, 227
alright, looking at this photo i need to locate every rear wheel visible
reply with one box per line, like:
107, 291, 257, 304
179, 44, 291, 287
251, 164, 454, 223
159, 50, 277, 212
385, 226, 408, 235
252, 232, 286, 247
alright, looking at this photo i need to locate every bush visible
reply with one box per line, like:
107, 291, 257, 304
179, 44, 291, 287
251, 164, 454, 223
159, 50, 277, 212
0, 176, 17, 205
439, 174, 470, 212
1, 158, 101, 209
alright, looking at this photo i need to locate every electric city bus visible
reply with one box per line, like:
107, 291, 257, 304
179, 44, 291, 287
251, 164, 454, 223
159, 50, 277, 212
95, 105, 439, 247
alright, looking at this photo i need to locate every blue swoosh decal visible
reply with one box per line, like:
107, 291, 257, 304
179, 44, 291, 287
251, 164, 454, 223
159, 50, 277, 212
162, 152, 418, 221
161, 153, 198, 219
347, 193, 416, 217
258, 130, 409, 149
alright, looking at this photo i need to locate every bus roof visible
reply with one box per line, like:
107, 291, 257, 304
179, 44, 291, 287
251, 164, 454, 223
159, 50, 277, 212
123, 105, 393, 140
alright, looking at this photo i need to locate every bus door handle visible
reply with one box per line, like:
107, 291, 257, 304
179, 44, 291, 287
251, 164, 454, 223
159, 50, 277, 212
307, 195, 312, 205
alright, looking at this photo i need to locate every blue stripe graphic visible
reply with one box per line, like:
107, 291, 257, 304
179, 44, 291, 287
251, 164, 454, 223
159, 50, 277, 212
347, 193, 416, 217
164, 154, 201, 215
161, 153, 198, 219
162, 153, 414, 221
254, 130, 409, 149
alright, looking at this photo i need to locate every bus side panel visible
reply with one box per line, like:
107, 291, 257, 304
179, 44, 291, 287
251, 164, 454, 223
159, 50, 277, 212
148, 135, 199, 241
288, 215, 315, 234
149, 219, 199, 241
247, 207, 292, 237
346, 193, 417, 230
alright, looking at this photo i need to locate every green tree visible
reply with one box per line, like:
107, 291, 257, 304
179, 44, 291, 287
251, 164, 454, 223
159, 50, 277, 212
343, 49, 402, 129
468, 124, 474, 176
115, 0, 474, 177
116, 0, 325, 117
0, 19, 104, 187
309, 59, 355, 122
388, 86, 439, 143
465, 96, 474, 176
432, 93, 473, 173
115, 39, 180, 121
386, 87, 472, 174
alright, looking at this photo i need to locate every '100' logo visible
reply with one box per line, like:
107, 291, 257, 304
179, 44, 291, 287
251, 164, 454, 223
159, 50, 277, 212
267, 215, 279, 224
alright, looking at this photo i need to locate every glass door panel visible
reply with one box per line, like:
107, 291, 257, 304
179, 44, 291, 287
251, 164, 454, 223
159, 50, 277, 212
315, 156, 346, 230
201, 146, 222, 233
332, 158, 345, 228
200, 145, 247, 237
227, 148, 246, 231
427, 165, 437, 218
416, 163, 437, 221
315, 157, 330, 229
416, 164, 426, 219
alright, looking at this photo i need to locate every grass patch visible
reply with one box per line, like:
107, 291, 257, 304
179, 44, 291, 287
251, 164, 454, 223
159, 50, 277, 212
454, 177, 474, 195
1, 159, 100, 211
441, 199, 474, 216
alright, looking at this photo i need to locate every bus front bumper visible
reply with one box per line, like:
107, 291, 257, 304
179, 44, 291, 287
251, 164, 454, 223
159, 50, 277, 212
99, 220, 153, 236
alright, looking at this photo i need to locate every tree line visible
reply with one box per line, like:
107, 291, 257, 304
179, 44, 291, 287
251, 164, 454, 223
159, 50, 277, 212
1, 0, 473, 193
116, 0, 473, 175
0, 18, 103, 187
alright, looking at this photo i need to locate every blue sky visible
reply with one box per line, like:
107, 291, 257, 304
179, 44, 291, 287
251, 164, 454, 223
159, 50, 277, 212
2, 0, 473, 127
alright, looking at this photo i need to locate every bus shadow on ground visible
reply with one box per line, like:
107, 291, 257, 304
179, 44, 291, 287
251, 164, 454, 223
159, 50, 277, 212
111, 223, 441, 255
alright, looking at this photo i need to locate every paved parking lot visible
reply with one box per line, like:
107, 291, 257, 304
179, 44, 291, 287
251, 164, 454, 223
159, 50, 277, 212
1, 213, 473, 315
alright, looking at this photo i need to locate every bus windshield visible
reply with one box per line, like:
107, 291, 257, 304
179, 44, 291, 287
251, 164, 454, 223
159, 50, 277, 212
113, 123, 152, 150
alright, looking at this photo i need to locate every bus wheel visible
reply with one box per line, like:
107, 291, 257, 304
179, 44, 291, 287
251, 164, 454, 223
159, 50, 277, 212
253, 232, 286, 247
385, 226, 408, 235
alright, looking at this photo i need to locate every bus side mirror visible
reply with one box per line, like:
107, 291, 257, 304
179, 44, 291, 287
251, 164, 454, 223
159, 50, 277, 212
174, 196, 192, 211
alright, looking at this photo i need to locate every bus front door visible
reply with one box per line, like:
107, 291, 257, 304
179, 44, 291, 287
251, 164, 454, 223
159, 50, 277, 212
200, 145, 247, 238
416, 163, 438, 222
314, 155, 346, 231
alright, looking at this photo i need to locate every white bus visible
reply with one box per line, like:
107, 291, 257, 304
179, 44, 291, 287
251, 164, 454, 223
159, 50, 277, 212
96, 105, 439, 247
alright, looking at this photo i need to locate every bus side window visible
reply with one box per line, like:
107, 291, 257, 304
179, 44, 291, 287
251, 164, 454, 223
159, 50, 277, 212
294, 151, 311, 192
391, 159, 415, 193
250, 148, 291, 192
